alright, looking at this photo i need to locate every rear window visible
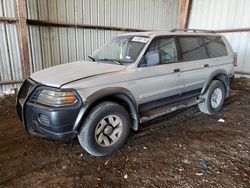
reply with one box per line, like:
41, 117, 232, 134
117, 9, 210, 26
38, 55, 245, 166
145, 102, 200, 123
202, 36, 228, 58
178, 37, 208, 61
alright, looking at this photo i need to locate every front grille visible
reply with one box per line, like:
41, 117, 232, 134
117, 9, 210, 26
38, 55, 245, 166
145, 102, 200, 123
29, 89, 41, 103
19, 80, 34, 99
18, 79, 42, 104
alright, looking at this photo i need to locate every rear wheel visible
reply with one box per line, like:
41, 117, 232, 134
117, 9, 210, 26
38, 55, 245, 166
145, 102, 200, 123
198, 80, 226, 114
78, 102, 130, 156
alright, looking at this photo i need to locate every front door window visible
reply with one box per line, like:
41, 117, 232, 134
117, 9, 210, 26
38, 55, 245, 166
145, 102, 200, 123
140, 37, 178, 67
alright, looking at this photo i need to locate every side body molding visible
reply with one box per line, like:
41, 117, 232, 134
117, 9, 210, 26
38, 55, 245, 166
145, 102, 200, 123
73, 87, 139, 132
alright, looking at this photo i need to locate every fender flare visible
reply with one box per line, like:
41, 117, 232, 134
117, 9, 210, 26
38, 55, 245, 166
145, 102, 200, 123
201, 69, 230, 97
73, 87, 139, 132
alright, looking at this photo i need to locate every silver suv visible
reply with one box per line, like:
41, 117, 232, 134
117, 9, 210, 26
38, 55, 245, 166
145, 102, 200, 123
17, 29, 236, 156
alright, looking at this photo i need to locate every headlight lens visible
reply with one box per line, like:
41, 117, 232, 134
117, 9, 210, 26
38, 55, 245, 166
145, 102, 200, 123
37, 89, 78, 107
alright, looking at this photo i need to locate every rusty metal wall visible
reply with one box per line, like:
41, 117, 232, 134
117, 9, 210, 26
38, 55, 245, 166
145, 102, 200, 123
0, 0, 23, 96
26, 0, 179, 73
188, 0, 250, 76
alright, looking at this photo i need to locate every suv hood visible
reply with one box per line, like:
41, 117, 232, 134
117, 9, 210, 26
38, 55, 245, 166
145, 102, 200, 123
30, 61, 126, 88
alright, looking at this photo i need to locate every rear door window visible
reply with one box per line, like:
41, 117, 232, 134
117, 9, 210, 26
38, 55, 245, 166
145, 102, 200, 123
178, 37, 208, 61
202, 36, 228, 58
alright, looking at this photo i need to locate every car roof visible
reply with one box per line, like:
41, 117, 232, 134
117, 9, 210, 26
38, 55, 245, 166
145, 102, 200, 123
118, 31, 222, 38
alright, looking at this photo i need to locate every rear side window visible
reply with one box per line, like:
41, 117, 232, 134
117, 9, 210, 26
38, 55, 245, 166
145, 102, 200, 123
178, 37, 208, 61
202, 36, 228, 58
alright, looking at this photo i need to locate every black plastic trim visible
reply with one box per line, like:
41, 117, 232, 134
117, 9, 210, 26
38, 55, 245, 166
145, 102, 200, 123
73, 87, 139, 132
139, 88, 202, 113
17, 78, 84, 140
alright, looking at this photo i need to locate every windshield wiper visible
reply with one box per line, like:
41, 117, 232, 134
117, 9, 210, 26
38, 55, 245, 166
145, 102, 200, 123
97, 58, 123, 65
88, 55, 96, 61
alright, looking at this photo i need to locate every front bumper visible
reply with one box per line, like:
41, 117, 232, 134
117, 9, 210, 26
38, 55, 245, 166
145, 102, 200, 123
16, 79, 83, 140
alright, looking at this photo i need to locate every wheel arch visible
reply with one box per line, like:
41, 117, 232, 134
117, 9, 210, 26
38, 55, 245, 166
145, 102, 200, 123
201, 69, 230, 97
73, 87, 139, 133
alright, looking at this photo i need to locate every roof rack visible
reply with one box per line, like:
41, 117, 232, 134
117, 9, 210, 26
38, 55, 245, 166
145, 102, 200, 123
170, 28, 216, 33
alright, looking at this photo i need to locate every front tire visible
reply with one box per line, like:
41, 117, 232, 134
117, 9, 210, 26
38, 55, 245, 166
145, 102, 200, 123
78, 102, 130, 156
198, 80, 226, 115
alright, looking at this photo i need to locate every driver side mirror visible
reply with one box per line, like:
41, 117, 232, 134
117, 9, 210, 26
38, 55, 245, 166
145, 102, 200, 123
145, 51, 160, 66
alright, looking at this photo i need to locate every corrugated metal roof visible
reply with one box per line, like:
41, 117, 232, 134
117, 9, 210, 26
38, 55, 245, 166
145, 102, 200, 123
188, 0, 250, 75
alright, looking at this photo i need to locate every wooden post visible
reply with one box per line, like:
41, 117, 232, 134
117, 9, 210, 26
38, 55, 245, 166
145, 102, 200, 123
15, 0, 30, 78
177, 0, 192, 29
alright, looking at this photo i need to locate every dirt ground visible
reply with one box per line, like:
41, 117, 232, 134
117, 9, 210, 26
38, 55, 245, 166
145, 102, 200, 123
0, 78, 250, 188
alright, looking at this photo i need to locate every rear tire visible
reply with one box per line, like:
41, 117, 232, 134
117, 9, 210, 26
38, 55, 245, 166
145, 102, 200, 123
78, 102, 130, 156
198, 80, 226, 115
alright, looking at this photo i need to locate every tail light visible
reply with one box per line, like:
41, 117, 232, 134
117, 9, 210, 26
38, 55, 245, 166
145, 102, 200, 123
233, 52, 237, 66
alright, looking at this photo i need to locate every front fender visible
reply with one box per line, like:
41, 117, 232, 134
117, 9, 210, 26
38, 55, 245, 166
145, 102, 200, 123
73, 87, 139, 132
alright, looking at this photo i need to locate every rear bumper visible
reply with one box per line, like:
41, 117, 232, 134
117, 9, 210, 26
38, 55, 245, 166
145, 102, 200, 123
16, 79, 84, 140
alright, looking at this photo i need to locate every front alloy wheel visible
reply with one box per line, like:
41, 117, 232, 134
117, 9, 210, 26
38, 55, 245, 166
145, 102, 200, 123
78, 102, 130, 156
95, 115, 123, 147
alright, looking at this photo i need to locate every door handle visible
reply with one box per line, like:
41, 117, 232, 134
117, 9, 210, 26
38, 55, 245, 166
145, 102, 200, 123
174, 68, 180, 73
204, 64, 209, 68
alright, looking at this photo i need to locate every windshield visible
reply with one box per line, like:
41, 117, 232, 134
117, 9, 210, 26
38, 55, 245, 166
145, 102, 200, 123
92, 36, 149, 64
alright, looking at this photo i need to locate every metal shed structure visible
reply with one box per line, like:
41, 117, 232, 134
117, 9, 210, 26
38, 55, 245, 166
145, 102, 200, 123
0, 0, 179, 95
1, 0, 250, 96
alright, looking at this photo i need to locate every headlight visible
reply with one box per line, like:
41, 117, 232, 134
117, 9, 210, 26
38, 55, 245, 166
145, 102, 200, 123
37, 89, 78, 107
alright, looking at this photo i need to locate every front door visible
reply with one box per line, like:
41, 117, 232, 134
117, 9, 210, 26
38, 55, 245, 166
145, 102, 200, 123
136, 37, 184, 105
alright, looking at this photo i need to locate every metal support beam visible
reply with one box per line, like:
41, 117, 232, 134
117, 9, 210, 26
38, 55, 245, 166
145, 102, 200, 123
0, 80, 24, 86
235, 71, 250, 76
0, 17, 17, 23
16, 0, 30, 79
27, 19, 147, 32
177, 0, 192, 29
215, 28, 250, 33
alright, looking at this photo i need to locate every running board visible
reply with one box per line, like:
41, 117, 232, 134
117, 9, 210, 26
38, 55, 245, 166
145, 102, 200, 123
139, 97, 204, 123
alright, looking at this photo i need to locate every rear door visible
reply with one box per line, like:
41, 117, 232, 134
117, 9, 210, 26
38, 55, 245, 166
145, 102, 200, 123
136, 36, 184, 105
177, 36, 211, 93
202, 36, 231, 72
